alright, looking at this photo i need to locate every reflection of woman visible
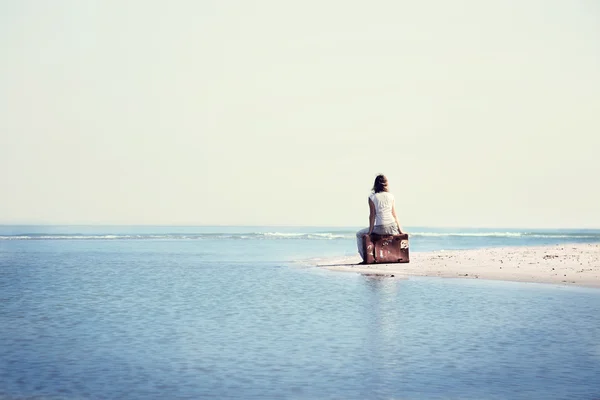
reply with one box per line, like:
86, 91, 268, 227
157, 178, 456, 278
356, 174, 403, 261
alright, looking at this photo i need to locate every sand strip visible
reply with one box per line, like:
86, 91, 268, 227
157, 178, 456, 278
316, 243, 600, 288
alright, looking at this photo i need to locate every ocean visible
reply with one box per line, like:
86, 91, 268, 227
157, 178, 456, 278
1, 225, 600, 400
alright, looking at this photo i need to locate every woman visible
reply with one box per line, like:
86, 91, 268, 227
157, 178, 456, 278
356, 174, 403, 261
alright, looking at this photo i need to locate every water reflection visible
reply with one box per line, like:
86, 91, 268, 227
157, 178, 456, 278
361, 276, 406, 394
364, 276, 402, 340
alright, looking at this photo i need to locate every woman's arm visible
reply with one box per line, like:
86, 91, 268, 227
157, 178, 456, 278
391, 201, 403, 234
367, 198, 375, 235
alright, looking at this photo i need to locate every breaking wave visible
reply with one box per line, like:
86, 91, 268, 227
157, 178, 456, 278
0, 232, 352, 241
1, 231, 600, 241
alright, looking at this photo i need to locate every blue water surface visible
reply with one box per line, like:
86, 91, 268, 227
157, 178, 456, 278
1, 226, 600, 399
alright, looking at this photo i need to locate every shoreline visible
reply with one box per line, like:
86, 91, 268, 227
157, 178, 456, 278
315, 243, 600, 288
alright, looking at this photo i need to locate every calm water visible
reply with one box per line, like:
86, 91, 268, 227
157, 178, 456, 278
2, 226, 600, 399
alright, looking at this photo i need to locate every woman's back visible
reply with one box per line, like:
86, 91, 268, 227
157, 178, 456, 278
369, 191, 395, 226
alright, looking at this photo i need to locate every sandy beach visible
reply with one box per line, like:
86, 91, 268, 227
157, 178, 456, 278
317, 243, 600, 288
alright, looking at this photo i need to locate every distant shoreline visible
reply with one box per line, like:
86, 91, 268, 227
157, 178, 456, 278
316, 243, 600, 289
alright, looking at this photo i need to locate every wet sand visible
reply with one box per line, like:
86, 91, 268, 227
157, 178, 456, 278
316, 243, 600, 288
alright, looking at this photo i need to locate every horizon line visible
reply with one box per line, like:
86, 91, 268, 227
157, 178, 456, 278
0, 223, 599, 231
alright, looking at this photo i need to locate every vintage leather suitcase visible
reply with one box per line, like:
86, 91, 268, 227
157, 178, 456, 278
362, 233, 410, 264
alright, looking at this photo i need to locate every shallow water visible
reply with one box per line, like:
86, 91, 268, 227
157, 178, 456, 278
2, 227, 600, 399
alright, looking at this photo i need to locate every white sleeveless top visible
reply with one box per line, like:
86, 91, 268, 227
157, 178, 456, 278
369, 192, 395, 226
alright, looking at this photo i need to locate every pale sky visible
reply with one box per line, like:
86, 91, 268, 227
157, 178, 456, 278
1, 0, 599, 228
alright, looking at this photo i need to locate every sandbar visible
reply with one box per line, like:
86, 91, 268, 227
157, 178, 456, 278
316, 243, 600, 288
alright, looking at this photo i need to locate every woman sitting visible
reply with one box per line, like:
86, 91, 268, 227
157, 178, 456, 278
356, 174, 403, 262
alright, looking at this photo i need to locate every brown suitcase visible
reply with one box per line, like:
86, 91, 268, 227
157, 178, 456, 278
362, 233, 410, 264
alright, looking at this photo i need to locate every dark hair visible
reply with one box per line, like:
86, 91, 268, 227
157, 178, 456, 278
372, 174, 388, 193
